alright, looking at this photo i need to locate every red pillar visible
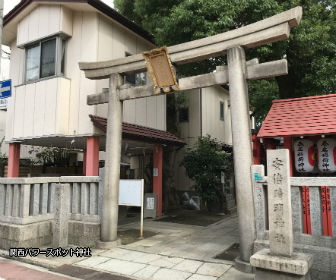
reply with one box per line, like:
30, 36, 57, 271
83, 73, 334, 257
85, 136, 99, 176
283, 137, 293, 176
252, 134, 261, 164
153, 145, 163, 216
83, 149, 87, 175
7, 143, 20, 178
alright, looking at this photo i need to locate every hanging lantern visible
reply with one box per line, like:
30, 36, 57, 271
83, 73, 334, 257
293, 139, 315, 173
317, 138, 336, 173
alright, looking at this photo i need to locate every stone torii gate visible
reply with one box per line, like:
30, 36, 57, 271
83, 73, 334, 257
79, 7, 302, 268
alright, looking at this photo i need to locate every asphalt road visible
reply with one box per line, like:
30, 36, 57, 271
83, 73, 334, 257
0, 257, 75, 280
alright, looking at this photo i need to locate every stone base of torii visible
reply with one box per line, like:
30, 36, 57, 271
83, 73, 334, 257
79, 6, 304, 272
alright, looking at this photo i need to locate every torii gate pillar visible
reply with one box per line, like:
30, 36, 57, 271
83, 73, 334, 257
227, 46, 256, 268
96, 74, 123, 248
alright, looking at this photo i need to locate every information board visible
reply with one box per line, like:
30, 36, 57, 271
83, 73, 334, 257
119, 179, 144, 206
118, 179, 144, 237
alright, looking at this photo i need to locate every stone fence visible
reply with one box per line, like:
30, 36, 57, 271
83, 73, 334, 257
252, 165, 336, 280
0, 176, 100, 249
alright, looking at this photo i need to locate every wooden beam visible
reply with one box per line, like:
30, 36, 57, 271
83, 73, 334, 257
79, 7, 301, 80
87, 59, 287, 104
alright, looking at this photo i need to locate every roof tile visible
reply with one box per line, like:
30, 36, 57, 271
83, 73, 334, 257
89, 115, 186, 146
258, 94, 336, 138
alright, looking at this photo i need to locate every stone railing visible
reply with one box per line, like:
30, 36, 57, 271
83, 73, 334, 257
0, 176, 100, 225
62, 176, 101, 223
252, 165, 336, 249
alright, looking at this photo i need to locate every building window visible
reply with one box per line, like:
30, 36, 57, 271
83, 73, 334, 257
125, 52, 147, 86
220, 101, 224, 121
25, 37, 66, 82
40, 38, 56, 78
179, 107, 189, 122
26, 44, 40, 81
60, 39, 66, 75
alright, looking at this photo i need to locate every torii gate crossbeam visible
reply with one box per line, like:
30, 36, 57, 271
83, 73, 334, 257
79, 6, 302, 270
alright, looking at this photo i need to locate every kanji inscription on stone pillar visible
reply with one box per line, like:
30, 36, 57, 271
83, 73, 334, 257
267, 149, 293, 257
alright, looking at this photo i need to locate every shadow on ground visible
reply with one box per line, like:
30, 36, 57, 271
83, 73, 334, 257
155, 209, 232, 226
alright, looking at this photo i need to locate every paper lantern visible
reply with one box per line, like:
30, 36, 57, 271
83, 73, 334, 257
317, 138, 336, 173
294, 139, 315, 173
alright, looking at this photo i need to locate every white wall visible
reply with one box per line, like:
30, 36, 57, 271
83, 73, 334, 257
94, 14, 164, 130
65, 11, 98, 136
7, 77, 70, 140
201, 86, 232, 145
177, 86, 232, 146
0, 110, 6, 155
175, 86, 232, 191
17, 5, 72, 47
178, 89, 201, 146
6, 4, 165, 146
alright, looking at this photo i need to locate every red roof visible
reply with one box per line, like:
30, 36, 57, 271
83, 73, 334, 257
258, 94, 336, 138
89, 115, 185, 146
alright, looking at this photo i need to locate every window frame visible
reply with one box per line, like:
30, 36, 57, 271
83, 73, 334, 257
220, 101, 225, 121
124, 52, 147, 86
24, 36, 66, 83
25, 43, 40, 82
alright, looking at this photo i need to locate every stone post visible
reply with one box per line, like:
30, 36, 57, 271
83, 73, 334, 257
53, 183, 70, 248
267, 149, 293, 256
251, 149, 313, 280
19, 184, 30, 218
97, 74, 123, 249
252, 165, 267, 240
227, 46, 256, 269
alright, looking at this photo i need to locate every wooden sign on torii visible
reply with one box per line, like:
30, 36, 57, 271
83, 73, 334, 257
79, 6, 302, 267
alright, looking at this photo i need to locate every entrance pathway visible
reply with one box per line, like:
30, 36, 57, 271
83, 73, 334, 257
0, 214, 254, 280
73, 214, 253, 280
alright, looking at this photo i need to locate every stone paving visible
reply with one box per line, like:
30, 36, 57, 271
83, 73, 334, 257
0, 214, 254, 280
73, 214, 254, 280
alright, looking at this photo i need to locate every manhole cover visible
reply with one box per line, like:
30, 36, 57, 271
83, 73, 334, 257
215, 243, 239, 261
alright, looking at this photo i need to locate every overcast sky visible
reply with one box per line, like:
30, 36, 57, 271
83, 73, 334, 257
4, 0, 114, 15
4, 1, 21, 15
1, 0, 114, 79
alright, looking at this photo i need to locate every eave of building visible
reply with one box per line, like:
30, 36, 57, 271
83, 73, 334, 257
258, 94, 336, 138
89, 114, 186, 147
3, 0, 154, 46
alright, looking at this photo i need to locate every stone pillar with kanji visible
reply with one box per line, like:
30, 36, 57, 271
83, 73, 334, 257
251, 149, 313, 280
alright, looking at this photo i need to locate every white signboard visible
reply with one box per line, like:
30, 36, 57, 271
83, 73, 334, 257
0, 98, 8, 110
118, 179, 144, 237
119, 179, 144, 206
146, 197, 155, 210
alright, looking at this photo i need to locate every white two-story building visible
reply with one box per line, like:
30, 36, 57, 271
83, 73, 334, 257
3, 0, 234, 213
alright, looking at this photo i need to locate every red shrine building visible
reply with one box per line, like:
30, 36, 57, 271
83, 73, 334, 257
256, 94, 336, 235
